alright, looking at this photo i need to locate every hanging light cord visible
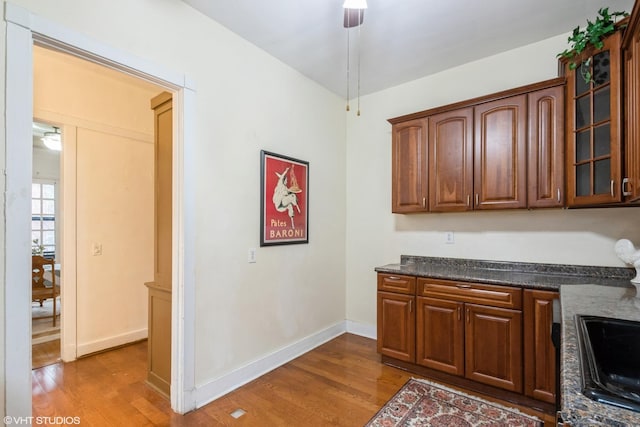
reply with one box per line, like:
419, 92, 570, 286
346, 13, 351, 111
357, 8, 362, 116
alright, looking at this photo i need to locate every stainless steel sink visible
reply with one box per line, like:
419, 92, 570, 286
576, 315, 640, 412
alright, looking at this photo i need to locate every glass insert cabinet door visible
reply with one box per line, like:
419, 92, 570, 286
565, 31, 622, 206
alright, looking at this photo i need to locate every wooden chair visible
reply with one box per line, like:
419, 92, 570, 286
32, 255, 60, 326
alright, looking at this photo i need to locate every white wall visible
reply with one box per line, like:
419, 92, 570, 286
5, 0, 346, 391
345, 34, 640, 327
32, 147, 59, 181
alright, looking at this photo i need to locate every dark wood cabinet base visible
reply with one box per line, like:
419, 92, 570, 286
381, 355, 556, 416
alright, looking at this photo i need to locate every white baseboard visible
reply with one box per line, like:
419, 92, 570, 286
346, 320, 376, 340
194, 321, 347, 409
76, 328, 148, 357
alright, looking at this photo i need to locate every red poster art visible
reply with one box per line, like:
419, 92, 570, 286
260, 151, 309, 246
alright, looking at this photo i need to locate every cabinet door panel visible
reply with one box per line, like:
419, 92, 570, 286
392, 119, 428, 212
624, 24, 640, 202
528, 86, 565, 208
465, 304, 523, 392
377, 292, 415, 362
524, 289, 558, 404
565, 32, 622, 206
428, 108, 474, 212
474, 95, 527, 209
416, 297, 464, 375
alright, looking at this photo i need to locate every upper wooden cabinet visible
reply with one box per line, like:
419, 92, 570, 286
564, 31, 623, 206
623, 0, 640, 203
391, 118, 428, 213
528, 86, 565, 208
428, 108, 473, 212
389, 78, 565, 213
474, 95, 527, 210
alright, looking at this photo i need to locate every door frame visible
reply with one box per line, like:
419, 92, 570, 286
4, 3, 197, 416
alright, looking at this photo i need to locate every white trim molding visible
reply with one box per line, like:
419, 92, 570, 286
76, 329, 149, 358
346, 320, 376, 340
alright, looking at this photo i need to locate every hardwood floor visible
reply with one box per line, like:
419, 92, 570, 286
32, 333, 555, 426
32, 339, 62, 369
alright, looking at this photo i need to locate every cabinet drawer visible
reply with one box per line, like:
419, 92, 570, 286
378, 273, 416, 295
418, 278, 522, 309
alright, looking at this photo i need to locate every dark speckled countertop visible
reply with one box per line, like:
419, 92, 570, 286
374, 255, 634, 290
375, 256, 639, 425
559, 285, 640, 426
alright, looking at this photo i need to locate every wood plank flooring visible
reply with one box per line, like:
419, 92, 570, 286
32, 339, 61, 369
32, 333, 555, 426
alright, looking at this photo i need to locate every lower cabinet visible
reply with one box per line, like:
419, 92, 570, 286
465, 303, 522, 393
377, 291, 415, 362
377, 273, 556, 405
524, 289, 559, 404
416, 297, 464, 375
377, 274, 416, 362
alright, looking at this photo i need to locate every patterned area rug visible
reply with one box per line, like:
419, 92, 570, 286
365, 378, 542, 427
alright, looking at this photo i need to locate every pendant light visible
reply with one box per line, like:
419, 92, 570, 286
41, 127, 62, 151
343, 0, 367, 116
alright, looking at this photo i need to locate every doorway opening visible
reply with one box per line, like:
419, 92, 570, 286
31, 121, 62, 369
5, 5, 197, 415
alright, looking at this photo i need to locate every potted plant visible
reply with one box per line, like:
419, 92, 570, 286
557, 7, 629, 83
32, 238, 45, 256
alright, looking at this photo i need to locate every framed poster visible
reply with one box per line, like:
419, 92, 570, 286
260, 150, 309, 246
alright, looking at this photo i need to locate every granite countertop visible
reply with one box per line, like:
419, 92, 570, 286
559, 284, 640, 426
375, 255, 634, 290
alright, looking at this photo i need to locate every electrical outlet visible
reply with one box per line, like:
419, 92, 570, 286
445, 231, 455, 244
248, 248, 257, 263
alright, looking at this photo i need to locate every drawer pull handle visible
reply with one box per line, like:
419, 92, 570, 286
456, 284, 472, 289
557, 188, 561, 203
387, 276, 401, 281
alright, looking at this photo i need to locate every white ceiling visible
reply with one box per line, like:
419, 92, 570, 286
182, 0, 635, 97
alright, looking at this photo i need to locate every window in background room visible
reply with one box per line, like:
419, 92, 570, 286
32, 180, 56, 258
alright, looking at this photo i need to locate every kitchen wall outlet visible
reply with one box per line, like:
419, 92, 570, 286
445, 231, 455, 244
92, 242, 103, 256
248, 248, 257, 263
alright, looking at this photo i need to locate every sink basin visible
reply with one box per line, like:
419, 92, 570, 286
576, 315, 640, 412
